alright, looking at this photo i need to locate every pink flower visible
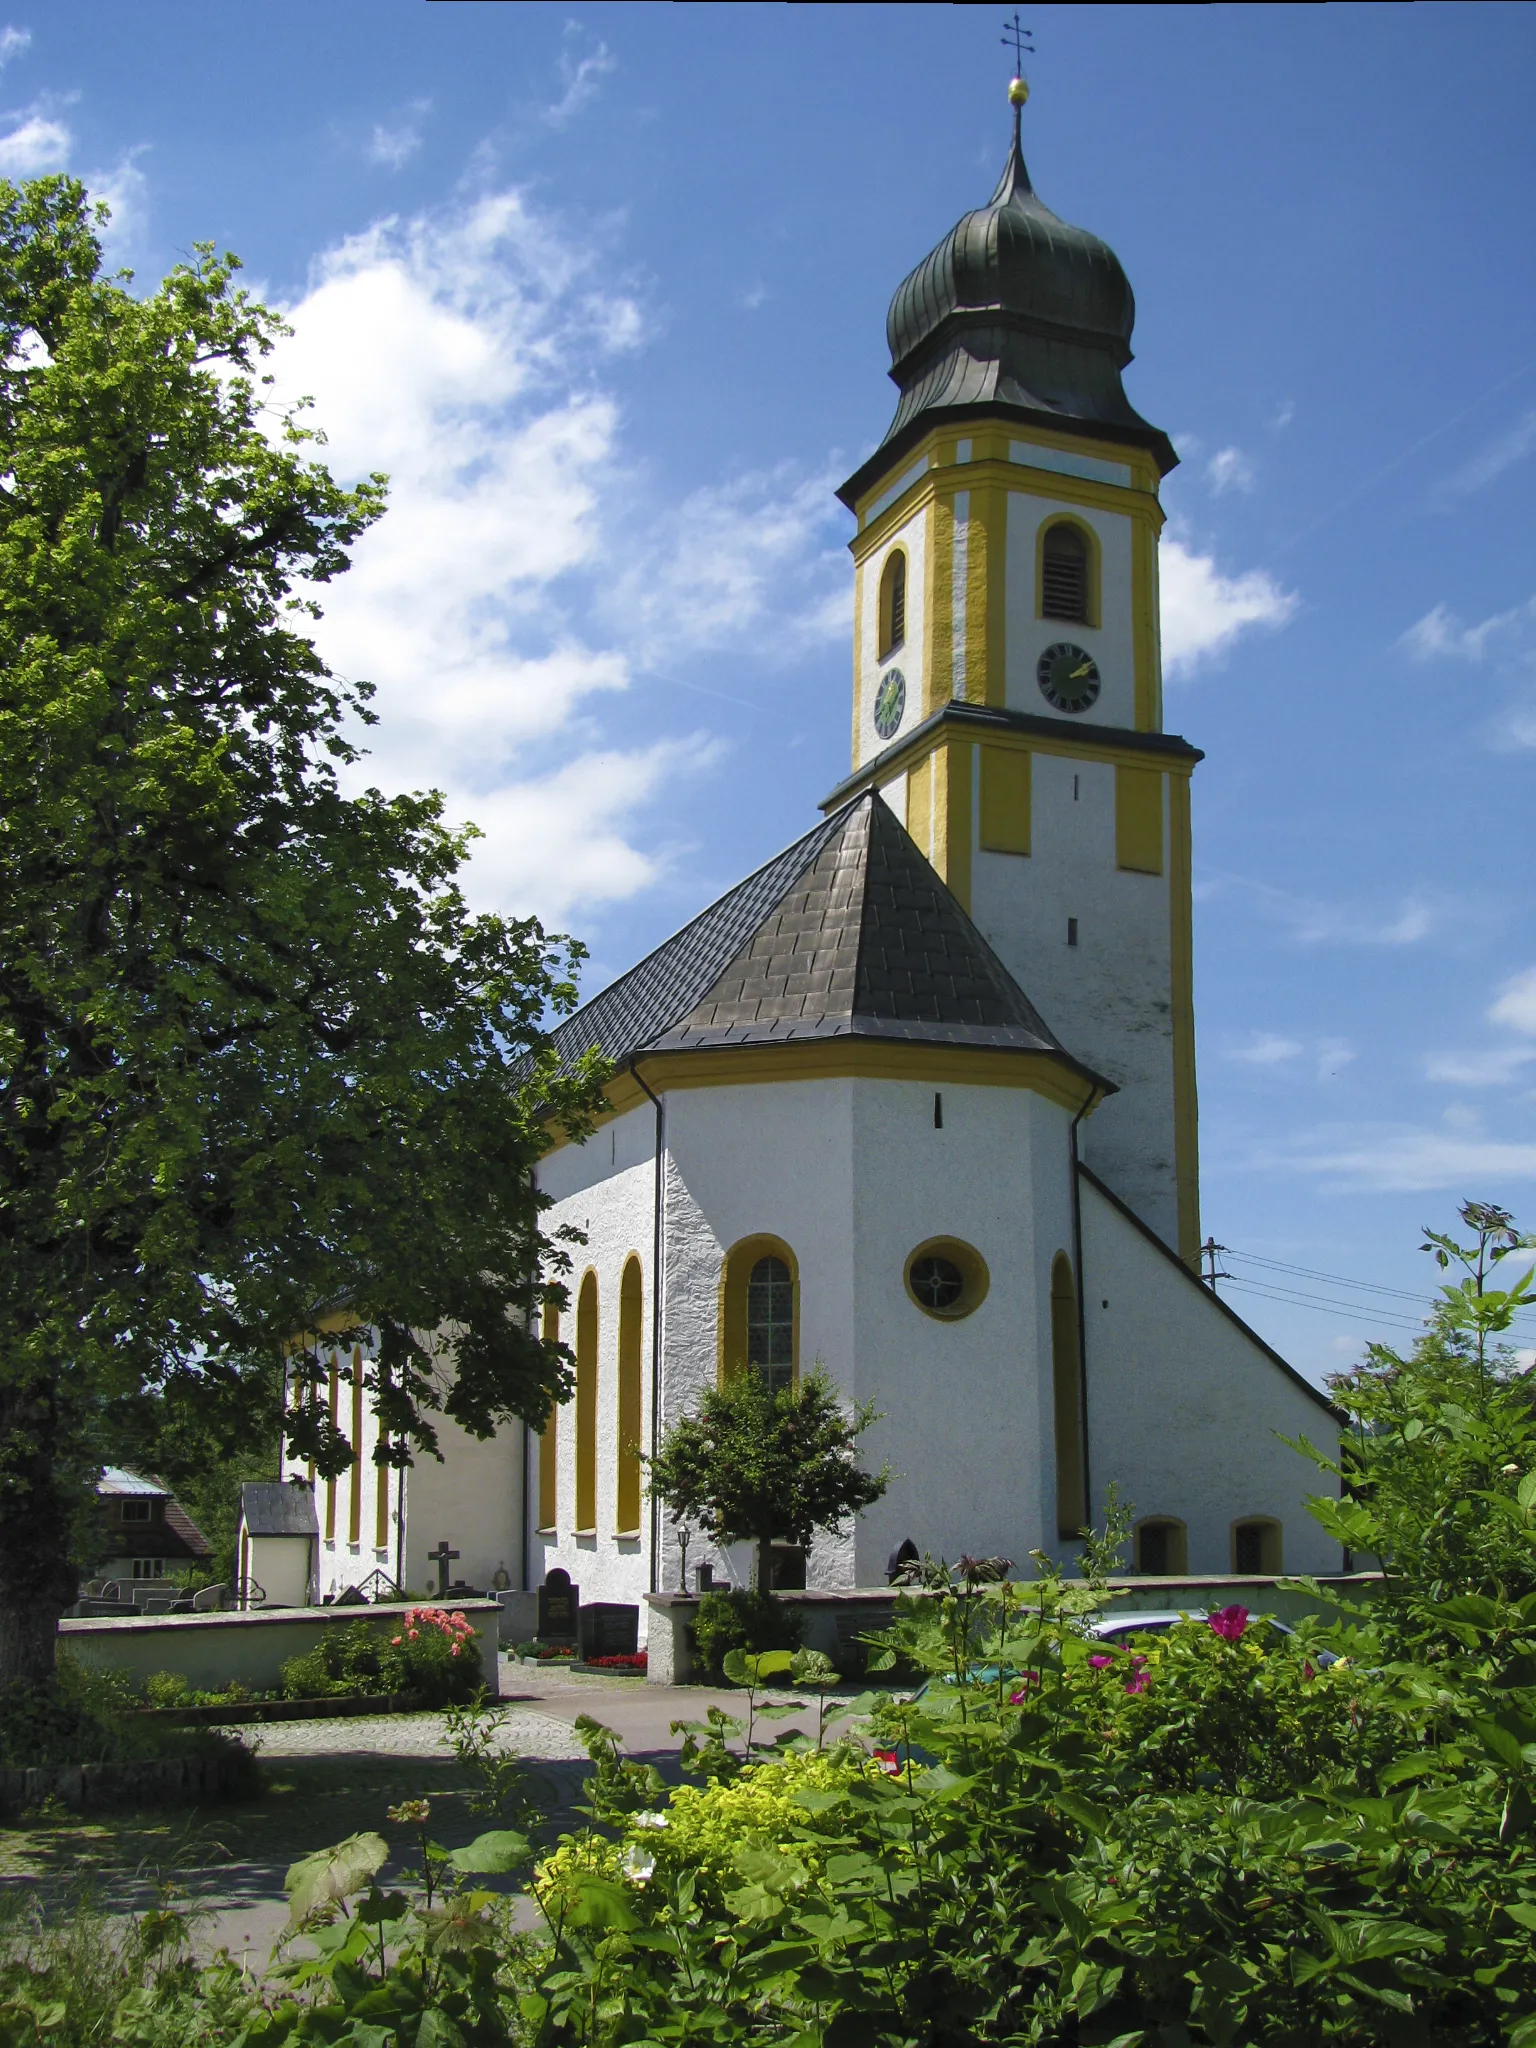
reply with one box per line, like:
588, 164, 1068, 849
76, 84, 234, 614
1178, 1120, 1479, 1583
1125, 1671, 1151, 1695
390, 1635, 402, 1646
1207, 1605, 1250, 1644
1303, 1661, 1315, 1681
1088, 1654, 1114, 1670
450, 1645, 460, 1657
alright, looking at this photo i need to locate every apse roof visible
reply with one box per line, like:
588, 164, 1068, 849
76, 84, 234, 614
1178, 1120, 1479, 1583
549, 791, 1107, 1089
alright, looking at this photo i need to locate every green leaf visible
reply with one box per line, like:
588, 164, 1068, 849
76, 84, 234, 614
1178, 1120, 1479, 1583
284, 1835, 390, 1928
1473, 1716, 1528, 1770
447, 1830, 532, 1874
354, 1888, 409, 1926
561, 1875, 640, 1931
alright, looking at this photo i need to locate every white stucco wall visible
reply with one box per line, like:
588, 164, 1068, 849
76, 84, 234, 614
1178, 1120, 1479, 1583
1080, 1174, 1343, 1577
533, 1102, 658, 1629
856, 503, 928, 768
1003, 487, 1136, 730
969, 750, 1179, 1247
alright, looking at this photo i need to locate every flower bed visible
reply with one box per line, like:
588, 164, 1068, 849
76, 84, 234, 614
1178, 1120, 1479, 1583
580, 1652, 647, 1673
279, 1607, 481, 1707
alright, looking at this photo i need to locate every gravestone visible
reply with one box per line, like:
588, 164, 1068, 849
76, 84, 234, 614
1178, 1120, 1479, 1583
580, 1602, 639, 1660
538, 1568, 578, 1641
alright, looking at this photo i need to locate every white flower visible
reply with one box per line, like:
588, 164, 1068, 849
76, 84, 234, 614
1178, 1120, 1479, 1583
621, 1844, 656, 1884
1502, 1463, 1521, 1476
632, 1810, 669, 1830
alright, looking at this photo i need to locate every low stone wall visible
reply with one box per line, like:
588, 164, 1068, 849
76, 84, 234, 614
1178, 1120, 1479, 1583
0, 1747, 249, 1816
61, 1599, 500, 1696
643, 1574, 1380, 1685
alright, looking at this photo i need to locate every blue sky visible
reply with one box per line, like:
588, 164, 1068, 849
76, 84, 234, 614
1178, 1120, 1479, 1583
25, 2, 1536, 1379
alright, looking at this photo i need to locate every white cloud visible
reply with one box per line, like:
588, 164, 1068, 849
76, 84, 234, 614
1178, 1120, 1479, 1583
547, 31, 614, 128
1206, 446, 1255, 495
1268, 399, 1295, 432
0, 107, 68, 174
368, 101, 429, 170
1424, 1046, 1536, 1087
1229, 1032, 1302, 1067
1278, 1121, 1536, 1193
0, 26, 29, 70
1400, 595, 1536, 663
1491, 966, 1536, 1036
1443, 408, 1536, 496
1159, 532, 1297, 678
86, 151, 149, 250
1316, 1038, 1356, 1080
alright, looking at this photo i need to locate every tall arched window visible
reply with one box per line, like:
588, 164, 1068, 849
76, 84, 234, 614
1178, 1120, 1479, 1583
718, 1236, 799, 1393
1040, 521, 1091, 625
575, 1272, 598, 1533
537, 1303, 559, 1531
617, 1257, 644, 1534
878, 548, 907, 659
1050, 1253, 1086, 1538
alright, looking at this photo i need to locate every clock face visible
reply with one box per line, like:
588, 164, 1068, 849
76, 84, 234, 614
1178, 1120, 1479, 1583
1036, 642, 1101, 714
873, 666, 906, 741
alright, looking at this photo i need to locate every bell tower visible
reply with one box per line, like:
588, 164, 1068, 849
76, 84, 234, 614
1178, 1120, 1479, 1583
823, 76, 1201, 1264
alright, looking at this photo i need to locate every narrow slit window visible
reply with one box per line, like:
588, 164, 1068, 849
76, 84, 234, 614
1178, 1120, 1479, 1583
746, 1256, 795, 1397
878, 549, 907, 659
1041, 522, 1090, 624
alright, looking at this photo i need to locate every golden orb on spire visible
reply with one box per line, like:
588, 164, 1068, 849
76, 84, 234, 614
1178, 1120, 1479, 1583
1008, 75, 1029, 107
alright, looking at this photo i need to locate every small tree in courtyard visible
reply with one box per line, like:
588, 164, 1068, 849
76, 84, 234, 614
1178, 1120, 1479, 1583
647, 1364, 889, 1594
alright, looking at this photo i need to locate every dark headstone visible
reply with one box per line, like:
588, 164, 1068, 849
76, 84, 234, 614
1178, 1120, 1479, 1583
538, 1568, 578, 1641
696, 1562, 715, 1592
580, 1602, 639, 1660
335, 1583, 367, 1606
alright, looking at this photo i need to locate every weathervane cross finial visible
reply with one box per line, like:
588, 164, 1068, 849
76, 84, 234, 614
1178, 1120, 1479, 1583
1001, 12, 1034, 77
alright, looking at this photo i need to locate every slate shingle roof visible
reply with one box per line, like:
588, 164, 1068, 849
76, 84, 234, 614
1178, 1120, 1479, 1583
241, 1481, 320, 1540
550, 792, 1104, 1085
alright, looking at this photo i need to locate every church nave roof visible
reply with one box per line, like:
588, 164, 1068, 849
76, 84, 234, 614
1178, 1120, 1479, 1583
549, 792, 1106, 1087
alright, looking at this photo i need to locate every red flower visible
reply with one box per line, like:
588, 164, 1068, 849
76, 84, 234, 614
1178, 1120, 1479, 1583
1207, 1605, 1250, 1643
1088, 1653, 1114, 1670
872, 1747, 901, 1776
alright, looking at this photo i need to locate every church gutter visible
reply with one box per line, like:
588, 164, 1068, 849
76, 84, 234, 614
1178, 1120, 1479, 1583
1069, 1089, 1099, 1527
629, 1059, 667, 1596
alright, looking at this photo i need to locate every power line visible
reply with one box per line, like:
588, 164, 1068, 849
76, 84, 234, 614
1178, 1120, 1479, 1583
1218, 1276, 1426, 1333
1221, 1249, 1431, 1304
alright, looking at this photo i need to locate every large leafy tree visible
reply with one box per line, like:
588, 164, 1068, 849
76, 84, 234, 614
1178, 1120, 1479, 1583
0, 178, 601, 1684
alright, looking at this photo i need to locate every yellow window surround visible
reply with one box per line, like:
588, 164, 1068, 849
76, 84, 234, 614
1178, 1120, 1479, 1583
717, 1234, 799, 1390
575, 1272, 598, 1534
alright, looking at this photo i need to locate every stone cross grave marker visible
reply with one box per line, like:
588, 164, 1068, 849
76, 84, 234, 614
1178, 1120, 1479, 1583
428, 1540, 460, 1598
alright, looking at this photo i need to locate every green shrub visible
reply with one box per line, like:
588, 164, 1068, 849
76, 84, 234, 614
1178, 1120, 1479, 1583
278, 1610, 481, 1706
144, 1671, 191, 1710
692, 1589, 804, 1680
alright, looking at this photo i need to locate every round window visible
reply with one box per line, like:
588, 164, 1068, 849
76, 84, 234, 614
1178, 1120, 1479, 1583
904, 1238, 989, 1321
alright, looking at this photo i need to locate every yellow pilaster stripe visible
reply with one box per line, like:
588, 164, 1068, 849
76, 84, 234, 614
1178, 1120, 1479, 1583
964, 481, 1005, 706
907, 751, 932, 861
979, 744, 1031, 854
1169, 773, 1200, 1267
1115, 765, 1164, 874
926, 489, 954, 715
1131, 517, 1161, 732
850, 551, 866, 766
943, 735, 972, 908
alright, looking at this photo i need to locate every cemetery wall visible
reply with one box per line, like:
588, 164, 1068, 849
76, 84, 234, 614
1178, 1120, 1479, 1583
60, 1597, 500, 1695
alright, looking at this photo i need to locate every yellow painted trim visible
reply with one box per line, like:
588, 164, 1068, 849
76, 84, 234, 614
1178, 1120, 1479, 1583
852, 454, 1163, 565
926, 491, 954, 716
904, 1236, 990, 1321
942, 734, 972, 908
961, 479, 1007, 707
855, 719, 1195, 795
1050, 1251, 1086, 1537
1134, 1516, 1189, 1576
717, 1234, 800, 1389
1033, 510, 1101, 631
979, 742, 1031, 855
1115, 764, 1164, 875
1168, 773, 1200, 1268
575, 1270, 598, 1534
325, 1357, 338, 1542
850, 551, 865, 765
851, 418, 1163, 530
906, 750, 933, 862
540, 1034, 1106, 1156
374, 1442, 390, 1550
617, 1254, 643, 1534
1131, 516, 1161, 732
1230, 1516, 1283, 1574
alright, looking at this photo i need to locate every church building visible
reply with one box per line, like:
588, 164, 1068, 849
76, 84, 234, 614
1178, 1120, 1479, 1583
288, 86, 1341, 1621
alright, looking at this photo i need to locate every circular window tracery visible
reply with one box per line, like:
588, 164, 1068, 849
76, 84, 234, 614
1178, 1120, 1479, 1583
904, 1238, 989, 1321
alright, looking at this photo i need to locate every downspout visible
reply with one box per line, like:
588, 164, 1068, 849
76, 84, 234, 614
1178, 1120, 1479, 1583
1068, 1086, 1101, 1528
519, 1418, 529, 1593
629, 1059, 666, 1594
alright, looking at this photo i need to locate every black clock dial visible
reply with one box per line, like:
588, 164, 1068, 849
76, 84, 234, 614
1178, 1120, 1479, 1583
1036, 642, 1101, 714
873, 666, 906, 740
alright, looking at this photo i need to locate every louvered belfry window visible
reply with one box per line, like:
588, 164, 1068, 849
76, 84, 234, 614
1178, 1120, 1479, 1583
1041, 522, 1090, 624
878, 550, 907, 659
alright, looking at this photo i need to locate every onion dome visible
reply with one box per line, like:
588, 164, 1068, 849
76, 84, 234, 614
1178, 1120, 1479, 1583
840, 90, 1175, 506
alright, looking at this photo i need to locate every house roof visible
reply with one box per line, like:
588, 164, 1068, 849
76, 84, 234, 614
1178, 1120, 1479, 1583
549, 791, 1107, 1087
98, 1467, 164, 1497
241, 1481, 319, 1539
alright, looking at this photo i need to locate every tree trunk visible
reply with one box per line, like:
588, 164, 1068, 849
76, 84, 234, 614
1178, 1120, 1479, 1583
757, 1534, 775, 1596
0, 1381, 78, 1688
